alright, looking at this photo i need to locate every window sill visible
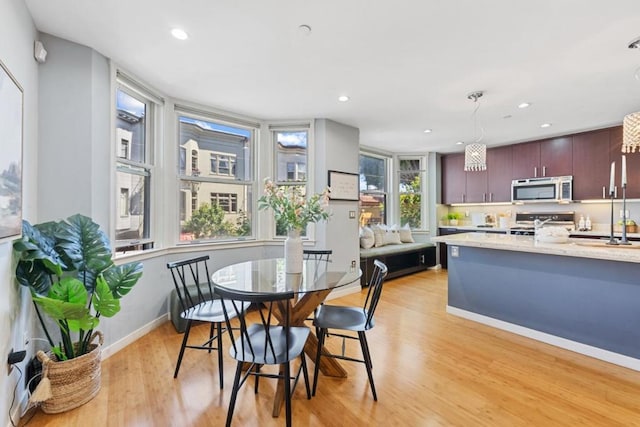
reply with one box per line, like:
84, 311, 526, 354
113, 237, 324, 264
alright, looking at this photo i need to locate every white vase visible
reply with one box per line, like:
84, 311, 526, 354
285, 229, 303, 274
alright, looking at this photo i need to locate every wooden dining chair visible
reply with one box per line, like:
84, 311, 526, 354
312, 259, 388, 401
166, 256, 247, 386
215, 285, 311, 427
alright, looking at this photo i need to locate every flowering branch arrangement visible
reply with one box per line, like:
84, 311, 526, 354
258, 179, 330, 232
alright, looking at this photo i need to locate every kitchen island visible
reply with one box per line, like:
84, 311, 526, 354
431, 232, 640, 371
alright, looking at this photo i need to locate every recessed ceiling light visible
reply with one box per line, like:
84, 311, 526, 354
171, 28, 189, 40
423, 129, 432, 133
456, 141, 464, 145
298, 24, 312, 35
338, 95, 350, 102
540, 123, 552, 128
518, 102, 531, 109
503, 114, 512, 119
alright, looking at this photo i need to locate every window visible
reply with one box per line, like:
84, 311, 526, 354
273, 129, 309, 236
399, 158, 424, 229
119, 188, 130, 217
177, 112, 255, 242
210, 153, 237, 176
359, 153, 388, 226
114, 75, 160, 253
211, 193, 238, 213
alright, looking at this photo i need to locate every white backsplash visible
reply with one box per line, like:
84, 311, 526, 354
441, 200, 640, 228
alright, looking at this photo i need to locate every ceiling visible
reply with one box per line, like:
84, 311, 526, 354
24, 0, 640, 154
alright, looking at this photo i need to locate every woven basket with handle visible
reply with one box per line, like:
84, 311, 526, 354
34, 331, 103, 414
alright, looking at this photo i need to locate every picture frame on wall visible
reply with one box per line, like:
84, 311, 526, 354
328, 170, 359, 201
0, 59, 24, 243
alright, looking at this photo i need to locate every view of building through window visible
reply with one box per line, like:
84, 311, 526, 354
274, 129, 308, 236
115, 88, 153, 252
178, 116, 253, 241
359, 153, 387, 226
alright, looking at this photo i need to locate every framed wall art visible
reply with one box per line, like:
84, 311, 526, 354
0, 59, 23, 243
328, 170, 359, 201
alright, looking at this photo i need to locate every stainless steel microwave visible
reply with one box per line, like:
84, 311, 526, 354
511, 176, 573, 203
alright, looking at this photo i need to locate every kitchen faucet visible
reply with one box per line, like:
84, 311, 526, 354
534, 218, 552, 231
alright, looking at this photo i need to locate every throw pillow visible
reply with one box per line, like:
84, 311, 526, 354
383, 227, 402, 245
360, 226, 374, 249
399, 224, 415, 243
371, 225, 386, 247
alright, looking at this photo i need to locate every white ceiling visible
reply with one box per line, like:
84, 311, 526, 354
24, 0, 640, 153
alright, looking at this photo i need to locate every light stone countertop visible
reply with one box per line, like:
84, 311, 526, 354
431, 232, 640, 264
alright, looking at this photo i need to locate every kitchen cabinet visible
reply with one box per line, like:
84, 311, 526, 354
572, 129, 610, 200
464, 169, 487, 203
512, 141, 540, 179
442, 153, 465, 204
512, 137, 572, 179
540, 136, 573, 177
442, 147, 513, 204
486, 145, 513, 202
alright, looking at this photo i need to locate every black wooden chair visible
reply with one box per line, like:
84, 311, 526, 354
312, 259, 388, 401
166, 256, 247, 385
303, 249, 332, 264
215, 285, 311, 427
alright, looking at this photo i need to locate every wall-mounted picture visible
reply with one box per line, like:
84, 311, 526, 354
0, 59, 23, 242
328, 170, 359, 201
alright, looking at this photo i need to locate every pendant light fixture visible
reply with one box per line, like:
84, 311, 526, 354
622, 111, 640, 153
464, 91, 487, 171
622, 37, 640, 153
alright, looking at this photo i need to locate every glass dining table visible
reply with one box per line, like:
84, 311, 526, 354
211, 257, 362, 417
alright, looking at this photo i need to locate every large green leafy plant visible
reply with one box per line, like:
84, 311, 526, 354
13, 214, 143, 360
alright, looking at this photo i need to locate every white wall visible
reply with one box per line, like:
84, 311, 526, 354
0, 0, 39, 424
314, 119, 360, 276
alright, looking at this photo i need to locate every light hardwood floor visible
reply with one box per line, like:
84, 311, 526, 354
21, 269, 640, 426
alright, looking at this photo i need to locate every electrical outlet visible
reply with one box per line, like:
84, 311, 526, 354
351, 260, 356, 270
451, 246, 460, 258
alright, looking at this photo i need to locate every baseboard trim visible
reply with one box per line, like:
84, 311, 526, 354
101, 313, 168, 360
446, 305, 640, 372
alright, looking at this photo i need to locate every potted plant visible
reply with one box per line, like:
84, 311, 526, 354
447, 212, 463, 226
615, 219, 637, 233
12, 214, 143, 413
258, 179, 330, 273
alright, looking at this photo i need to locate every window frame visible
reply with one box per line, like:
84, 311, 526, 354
397, 155, 427, 230
270, 125, 313, 238
359, 151, 391, 227
113, 72, 162, 254
175, 104, 259, 244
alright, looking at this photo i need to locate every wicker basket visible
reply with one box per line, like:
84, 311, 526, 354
35, 331, 103, 414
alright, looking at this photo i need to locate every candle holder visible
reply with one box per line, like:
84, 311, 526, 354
607, 191, 619, 245
620, 184, 631, 245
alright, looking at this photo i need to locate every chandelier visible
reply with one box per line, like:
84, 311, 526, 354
464, 91, 487, 171
622, 111, 640, 153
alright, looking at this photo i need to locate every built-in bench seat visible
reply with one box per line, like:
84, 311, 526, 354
359, 242, 436, 286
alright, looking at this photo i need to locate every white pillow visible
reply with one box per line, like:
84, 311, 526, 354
371, 225, 386, 247
360, 227, 374, 249
383, 227, 402, 245
399, 224, 414, 243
